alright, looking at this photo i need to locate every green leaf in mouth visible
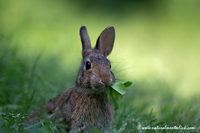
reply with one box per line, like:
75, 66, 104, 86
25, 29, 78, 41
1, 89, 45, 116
108, 81, 132, 110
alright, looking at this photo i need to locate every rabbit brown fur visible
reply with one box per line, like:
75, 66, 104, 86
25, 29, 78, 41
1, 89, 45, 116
24, 26, 116, 132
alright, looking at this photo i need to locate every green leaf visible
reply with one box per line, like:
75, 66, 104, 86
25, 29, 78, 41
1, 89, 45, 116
108, 81, 132, 110
111, 89, 122, 101
111, 82, 126, 95
107, 88, 119, 110
122, 81, 132, 87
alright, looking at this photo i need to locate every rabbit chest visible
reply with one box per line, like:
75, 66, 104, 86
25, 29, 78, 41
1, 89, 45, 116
69, 89, 113, 130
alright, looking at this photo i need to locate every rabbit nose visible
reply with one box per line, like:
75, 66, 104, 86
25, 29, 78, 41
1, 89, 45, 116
101, 74, 113, 86
99, 80, 111, 89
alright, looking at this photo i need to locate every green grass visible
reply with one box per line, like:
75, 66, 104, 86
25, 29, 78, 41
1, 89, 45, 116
0, 0, 200, 132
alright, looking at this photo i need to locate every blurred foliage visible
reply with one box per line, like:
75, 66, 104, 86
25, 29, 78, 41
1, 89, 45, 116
0, 0, 200, 132
68, 0, 163, 15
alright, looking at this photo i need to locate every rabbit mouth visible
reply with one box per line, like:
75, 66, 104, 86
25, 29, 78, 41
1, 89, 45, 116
98, 80, 109, 89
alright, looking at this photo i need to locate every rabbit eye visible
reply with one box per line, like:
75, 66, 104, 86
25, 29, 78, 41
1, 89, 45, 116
110, 64, 111, 68
86, 61, 91, 70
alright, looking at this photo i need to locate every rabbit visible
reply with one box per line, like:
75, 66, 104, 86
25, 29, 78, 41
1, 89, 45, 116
23, 25, 116, 132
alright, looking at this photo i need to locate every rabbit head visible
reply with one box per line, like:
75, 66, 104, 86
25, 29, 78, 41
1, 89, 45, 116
75, 26, 115, 94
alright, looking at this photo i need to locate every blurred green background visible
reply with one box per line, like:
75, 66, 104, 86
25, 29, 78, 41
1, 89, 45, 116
0, 0, 200, 131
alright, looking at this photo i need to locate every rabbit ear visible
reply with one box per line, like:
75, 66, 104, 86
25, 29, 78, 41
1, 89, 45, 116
80, 26, 91, 50
95, 26, 115, 57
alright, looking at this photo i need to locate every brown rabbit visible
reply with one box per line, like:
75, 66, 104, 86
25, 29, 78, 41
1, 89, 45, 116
24, 26, 116, 132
